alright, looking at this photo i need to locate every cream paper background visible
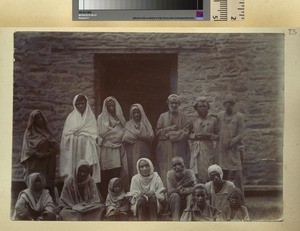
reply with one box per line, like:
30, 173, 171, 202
0, 1, 300, 231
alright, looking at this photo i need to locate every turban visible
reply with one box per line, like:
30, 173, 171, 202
167, 94, 180, 103
193, 96, 210, 109
207, 164, 223, 179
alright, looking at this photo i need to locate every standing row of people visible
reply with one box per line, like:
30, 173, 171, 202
17, 92, 246, 220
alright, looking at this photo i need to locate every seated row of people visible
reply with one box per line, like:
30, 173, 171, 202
13, 158, 249, 221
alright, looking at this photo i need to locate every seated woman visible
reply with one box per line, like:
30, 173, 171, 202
60, 94, 101, 184
105, 178, 131, 221
59, 160, 105, 221
21, 110, 59, 198
123, 103, 154, 180
205, 164, 236, 211
221, 188, 250, 221
12, 173, 56, 221
180, 184, 221, 221
130, 158, 166, 221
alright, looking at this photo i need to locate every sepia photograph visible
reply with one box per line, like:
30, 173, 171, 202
11, 31, 283, 222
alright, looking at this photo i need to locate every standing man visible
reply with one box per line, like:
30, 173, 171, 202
156, 94, 190, 186
216, 97, 245, 196
189, 97, 218, 183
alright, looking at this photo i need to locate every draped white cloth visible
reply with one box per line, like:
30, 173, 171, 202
129, 158, 165, 215
97, 96, 126, 170
59, 94, 101, 183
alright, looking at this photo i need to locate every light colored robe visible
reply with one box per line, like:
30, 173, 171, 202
97, 96, 127, 171
129, 158, 166, 216
123, 103, 154, 179
156, 111, 190, 186
60, 94, 101, 183
205, 180, 236, 211
189, 115, 218, 182
12, 173, 55, 220
216, 111, 245, 171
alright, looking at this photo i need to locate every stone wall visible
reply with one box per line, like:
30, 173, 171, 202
13, 32, 284, 186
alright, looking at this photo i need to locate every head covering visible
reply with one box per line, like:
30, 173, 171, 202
62, 94, 97, 139
167, 94, 180, 103
75, 159, 91, 187
98, 96, 126, 133
128, 103, 153, 135
13, 172, 54, 219
223, 96, 236, 106
59, 159, 100, 208
105, 178, 128, 217
108, 178, 124, 196
26, 172, 46, 194
193, 96, 210, 110
136, 158, 156, 189
21, 110, 57, 163
207, 164, 223, 180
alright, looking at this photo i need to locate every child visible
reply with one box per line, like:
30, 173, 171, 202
221, 188, 250, 221
105, 178, 131, 221
180, 184, 221, 221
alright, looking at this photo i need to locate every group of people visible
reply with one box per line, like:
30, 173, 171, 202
13, 93, 248, 221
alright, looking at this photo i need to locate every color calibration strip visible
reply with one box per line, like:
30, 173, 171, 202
79, 0, 203, 10
74, 0, 245, 21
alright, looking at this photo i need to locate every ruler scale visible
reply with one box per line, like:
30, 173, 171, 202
211, 0, 245, 21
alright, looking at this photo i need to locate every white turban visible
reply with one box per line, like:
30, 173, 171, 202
207, 164, 223, 179
167, 94, 180, 103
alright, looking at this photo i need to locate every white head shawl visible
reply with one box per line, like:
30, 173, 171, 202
62, 94, 97, 139
167, 94, 180, 103
129, 103, 153, 136
207, 164, 223, 180
98, 96, 126, 131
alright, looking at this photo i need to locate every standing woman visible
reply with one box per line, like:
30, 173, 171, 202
97, 96, 127, 198
59, 94, 101, 184
123, 103, 154, 180
21, 110, 59, 196
130, 158, 166, 221
156, 94, 190, 186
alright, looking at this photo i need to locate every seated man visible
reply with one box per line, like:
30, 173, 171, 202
180, 184, 221, 221
167, 157, 196, 221
205, 164, 236, 211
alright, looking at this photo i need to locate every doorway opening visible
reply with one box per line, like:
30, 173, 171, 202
94, 53, 178, 128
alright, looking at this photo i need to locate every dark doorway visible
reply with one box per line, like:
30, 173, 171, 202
94, 53, 178, 128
